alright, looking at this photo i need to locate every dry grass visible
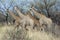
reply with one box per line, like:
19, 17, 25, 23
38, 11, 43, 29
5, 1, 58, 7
0, 25, 60, 40
27, 30, 60, 40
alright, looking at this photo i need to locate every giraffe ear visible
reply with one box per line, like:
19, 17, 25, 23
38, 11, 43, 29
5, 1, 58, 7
14, 6, 17, 10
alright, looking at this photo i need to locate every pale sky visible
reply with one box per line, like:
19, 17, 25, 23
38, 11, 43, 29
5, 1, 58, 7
0, 0, 60, 15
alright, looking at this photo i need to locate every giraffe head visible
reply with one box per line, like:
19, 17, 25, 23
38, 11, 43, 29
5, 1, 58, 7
14, 6, 17, 11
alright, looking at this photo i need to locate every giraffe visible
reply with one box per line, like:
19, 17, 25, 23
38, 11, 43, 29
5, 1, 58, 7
25, 11, 40, 30
8, 10, 21, 27
30, 7, 53, 31
14, 6, 34, 30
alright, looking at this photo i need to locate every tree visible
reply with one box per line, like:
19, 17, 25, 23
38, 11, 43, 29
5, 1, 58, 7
33, 0, 56, 17
0, 0, 15, 24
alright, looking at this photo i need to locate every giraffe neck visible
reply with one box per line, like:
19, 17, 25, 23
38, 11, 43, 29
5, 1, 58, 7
27, 11, 33, 18
30, 9, 40, 19
8, 10, 18, 20
14, 7, 25, 19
